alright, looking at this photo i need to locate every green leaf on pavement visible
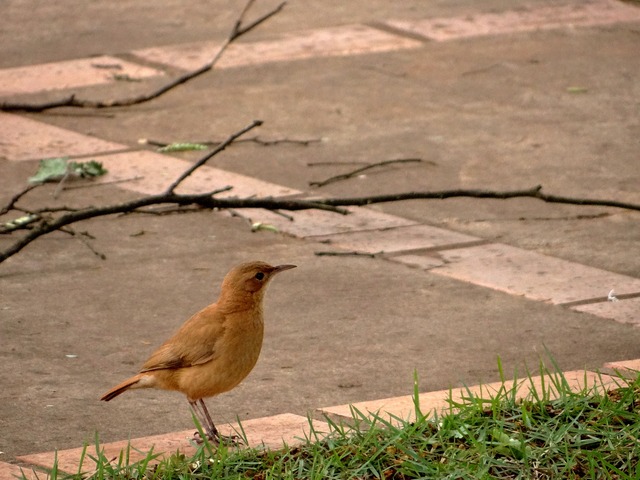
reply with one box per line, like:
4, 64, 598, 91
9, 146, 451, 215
158, 142, 209, 153
28, 157, 107, 183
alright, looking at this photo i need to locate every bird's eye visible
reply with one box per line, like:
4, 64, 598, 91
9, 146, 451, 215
255, 272, 265, 280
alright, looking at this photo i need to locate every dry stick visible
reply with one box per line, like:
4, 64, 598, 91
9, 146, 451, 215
59, 227, 107, 260
0, 184, 41, 215
307, 161, 369, 166
2, 184, 639, 264
309, 158, 423, 187
142, 136, 321, 148
0, 192, 345, 263
317, 186, 640, 211
0, 0, 287, 112
314, 251, 380, 258
165, 120, 263, 193
63, 175, 145, 190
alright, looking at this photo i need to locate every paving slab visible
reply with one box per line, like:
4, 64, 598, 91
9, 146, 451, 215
572, 297, 640, 327
320, 370, 620, 423
94, 150, 300, 197
229, 206, 415, 237
17, 413, 328, 475
603, 358, 640, 374
390, 253, 447, 270
133, 24, 422, 71
309, 224, 481, 254
0, 56, 163, 96
431, 243, 640, 305
386, 0, 640, 42
0, 113, 128, 162
0, 461, 45, 480
2, 0, 640, 467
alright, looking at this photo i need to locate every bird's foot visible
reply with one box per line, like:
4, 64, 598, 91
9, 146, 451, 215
192, 431, 244, 447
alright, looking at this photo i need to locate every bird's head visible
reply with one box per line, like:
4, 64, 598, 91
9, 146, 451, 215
218, 261, 296, 307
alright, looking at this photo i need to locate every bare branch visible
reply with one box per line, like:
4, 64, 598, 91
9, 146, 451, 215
309, 158, 425, 187
3, 183, 637, 264
62, 176, 145, 190
2, 136, 638, 269
59, 227, 106, 260
141, 136, 321, 148
164, 120, 263, 193
0, 183, 41, 216
232, 1, 287, 39
0, 0, 286, 112
0, 192, 348, 263
316, 186, 640, 211
314, 251, 380, 258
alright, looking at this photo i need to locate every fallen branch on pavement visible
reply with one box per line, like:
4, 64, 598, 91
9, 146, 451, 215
2, 182, 638, 265
2, 119, 639, 265
140, 136, 322, 149
309, 158, 427, 187
315, 187, 640, 211
0, 0, 286, 112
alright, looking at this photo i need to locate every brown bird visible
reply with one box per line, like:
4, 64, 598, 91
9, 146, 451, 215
100, 261, 296, 443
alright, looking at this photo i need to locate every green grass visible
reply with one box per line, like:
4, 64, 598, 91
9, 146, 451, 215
32, 364, 640, 480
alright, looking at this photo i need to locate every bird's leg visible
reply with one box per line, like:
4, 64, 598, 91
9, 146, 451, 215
197, 398, 221, 440
189, 399, 220, 444
189, 399, 244, 446
199, 399, 245, 445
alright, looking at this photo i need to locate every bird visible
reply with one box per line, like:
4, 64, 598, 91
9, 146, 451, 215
100, 261, 296, 444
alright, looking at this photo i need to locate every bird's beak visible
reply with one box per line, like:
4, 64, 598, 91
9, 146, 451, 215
272, 264, 297, 274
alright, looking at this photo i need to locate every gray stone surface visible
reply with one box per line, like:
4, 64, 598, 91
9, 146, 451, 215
1, 0, 639, 464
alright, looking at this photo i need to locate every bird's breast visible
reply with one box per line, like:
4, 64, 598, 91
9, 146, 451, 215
178, 310, 264, 400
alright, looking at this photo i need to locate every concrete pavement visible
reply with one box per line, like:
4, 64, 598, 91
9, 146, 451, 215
1, 0, 639, 473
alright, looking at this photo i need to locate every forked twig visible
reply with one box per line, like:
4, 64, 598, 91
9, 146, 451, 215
314, 251, 380, 258
2, 112, 639, 268
0, 184, 41, 216
141, 136, 321, 148
165, 120, 263, 193
3, 181, 638, 265
309, 158, 425, 187
59, 227, 106, 260
318, 186, 640, 211
0, 0, 286, 112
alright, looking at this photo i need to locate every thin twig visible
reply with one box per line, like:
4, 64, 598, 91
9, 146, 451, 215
0, 193, 347, 263
0, 0, 286, 112
309, 158, 424, 187
165, 120, 263, 193
318, 186, 640, 211
63, 176, 145, 190
270, 210, 294, 221
314, 251, 380, 258
0, 184, 41, 216
140, 135, 320, 148
59, 227, 106, 260
232, 0, 287, 40
2, 179, 639, 264
307, 161, 369, 167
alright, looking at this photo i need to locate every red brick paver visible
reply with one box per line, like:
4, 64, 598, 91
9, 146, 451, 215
16, 414, 328, 475
0, 56, 163, 96
132, 24, 422, 71
320, 370, 619, 423
574, 297, 640, 327
0, 113, 128, 161
387, 0, 640, 42
309, 224, 481, 254
430, 243, 640, 305
0, 461, 44, 480
96, 150, 300, 197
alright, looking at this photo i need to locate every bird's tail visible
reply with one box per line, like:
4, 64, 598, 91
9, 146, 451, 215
100, 373, 144, 401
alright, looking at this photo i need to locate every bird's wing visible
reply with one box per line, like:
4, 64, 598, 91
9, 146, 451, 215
139, 304, 224, 372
